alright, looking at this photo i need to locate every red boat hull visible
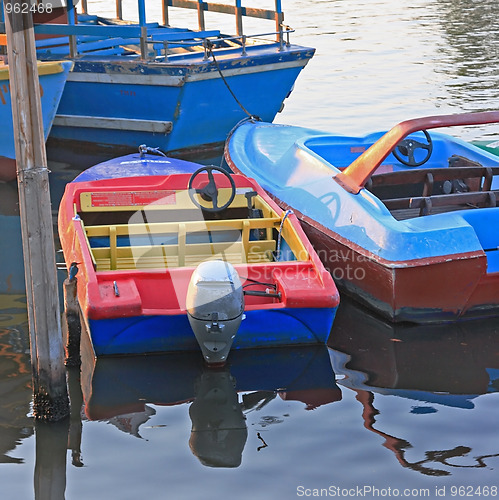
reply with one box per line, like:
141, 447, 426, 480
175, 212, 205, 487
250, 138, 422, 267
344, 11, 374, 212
300, 217, 499, 323
0, 157, 16, 183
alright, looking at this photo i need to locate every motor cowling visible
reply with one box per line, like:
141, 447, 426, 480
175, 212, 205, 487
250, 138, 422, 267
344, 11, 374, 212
186, 260, 244, 365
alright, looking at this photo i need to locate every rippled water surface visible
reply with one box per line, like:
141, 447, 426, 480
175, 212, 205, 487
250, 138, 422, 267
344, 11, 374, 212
1, 1, 498, 499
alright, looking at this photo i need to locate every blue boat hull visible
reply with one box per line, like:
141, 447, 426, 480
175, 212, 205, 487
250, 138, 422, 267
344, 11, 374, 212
86, 306, 336, 356
48, 45, 313, 156
0, 61, 72, 181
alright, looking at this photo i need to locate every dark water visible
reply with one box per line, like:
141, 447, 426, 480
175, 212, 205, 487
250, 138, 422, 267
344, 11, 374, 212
1, 1, 499, 498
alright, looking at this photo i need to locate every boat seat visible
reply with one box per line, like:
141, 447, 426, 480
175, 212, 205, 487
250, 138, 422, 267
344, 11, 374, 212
84, 217, 284, 271
383, 189, 498, 217
370, 165, 499, 217
370, 164, 498, 192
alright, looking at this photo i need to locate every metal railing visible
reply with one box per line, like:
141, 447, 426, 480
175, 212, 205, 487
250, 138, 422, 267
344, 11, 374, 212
104, 0, 285, 57
156, 26, 294, 60
0, 0, 289, 60
78, 0, 285, 40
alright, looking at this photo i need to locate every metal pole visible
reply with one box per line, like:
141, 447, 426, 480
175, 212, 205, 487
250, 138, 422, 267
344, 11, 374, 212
138, 0, 148, 59
197, 0, 205, 31
4, 1, 69, 421
235, 0, 242, 37
66, 0, 77, 58
116, 0, 123, 20
275, 0, 283, 45
162, 0, 169, 26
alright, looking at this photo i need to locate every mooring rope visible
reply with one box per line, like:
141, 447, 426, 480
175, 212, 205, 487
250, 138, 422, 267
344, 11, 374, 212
205, 39, 260, 120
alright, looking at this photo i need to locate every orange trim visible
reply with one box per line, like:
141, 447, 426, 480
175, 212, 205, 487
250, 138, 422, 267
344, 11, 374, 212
336, 110, 499, 194
0, 34, 7, 46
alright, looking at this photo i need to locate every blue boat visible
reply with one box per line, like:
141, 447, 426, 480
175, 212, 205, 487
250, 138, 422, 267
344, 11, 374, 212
58, 149, 339, 364
226, 111, 499, 323
0, 60, 72, 182
1, 0, 315, 161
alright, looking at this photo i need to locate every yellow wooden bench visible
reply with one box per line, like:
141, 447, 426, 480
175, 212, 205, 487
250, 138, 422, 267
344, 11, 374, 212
77, 189, 308, 271
83, 216, 308, 271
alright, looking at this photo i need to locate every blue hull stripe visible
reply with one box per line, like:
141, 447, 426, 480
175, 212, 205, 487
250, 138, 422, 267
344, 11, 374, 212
87, 307, 337, 356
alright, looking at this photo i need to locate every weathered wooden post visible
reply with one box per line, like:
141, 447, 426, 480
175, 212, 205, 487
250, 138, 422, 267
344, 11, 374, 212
63, 269, 81, 367
4, 1, 69, 421
34, 419, 69, 500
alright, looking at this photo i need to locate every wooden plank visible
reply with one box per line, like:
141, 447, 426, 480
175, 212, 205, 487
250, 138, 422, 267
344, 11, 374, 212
242, 219, 250, 258
280, 222, 309, 261
54, 114, 173, 133
85, 217, 281, 237
383, 190, 499, 211
178, 223, 186, 267
79, 189, 248, 212
166, 0, 277, 20
371, 166, 499, 188
34, 23, 145, 37
109, 226, 118, 270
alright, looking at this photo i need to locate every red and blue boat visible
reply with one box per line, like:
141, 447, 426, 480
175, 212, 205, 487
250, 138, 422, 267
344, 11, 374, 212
58, 149, 339, 364
225, 111, 499, 323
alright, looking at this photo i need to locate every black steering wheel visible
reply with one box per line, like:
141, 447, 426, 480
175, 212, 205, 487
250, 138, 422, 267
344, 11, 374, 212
188, 166, 236, 212
392, 130, 433, 167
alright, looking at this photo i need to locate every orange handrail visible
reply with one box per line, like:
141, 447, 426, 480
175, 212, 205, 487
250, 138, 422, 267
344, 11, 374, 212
335, 110, 499, 194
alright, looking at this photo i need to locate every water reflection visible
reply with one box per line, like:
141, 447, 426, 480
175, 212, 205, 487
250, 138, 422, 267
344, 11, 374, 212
189, 368, 247, 467
77, 346, 340, 468
329, 298, 499, 476
436, 0, 499, 139
0, 308, 31, 465
0, 182, 32, 465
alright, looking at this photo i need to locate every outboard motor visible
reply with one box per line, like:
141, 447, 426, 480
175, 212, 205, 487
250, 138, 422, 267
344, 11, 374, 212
189, 368, 247, 467
186, 260, 244, 365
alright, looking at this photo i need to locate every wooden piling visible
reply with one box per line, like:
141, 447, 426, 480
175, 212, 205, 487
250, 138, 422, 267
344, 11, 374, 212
63, 277, 81, 367
4, 2, 69, 421
34, 419, 69, 500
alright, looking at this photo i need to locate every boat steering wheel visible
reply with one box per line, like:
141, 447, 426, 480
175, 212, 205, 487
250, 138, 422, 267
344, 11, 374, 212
393, 130, 433, 167
188, 166, 236, 212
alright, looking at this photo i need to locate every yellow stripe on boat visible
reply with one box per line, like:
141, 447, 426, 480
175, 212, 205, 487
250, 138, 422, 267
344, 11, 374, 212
0, 61, 70, 81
